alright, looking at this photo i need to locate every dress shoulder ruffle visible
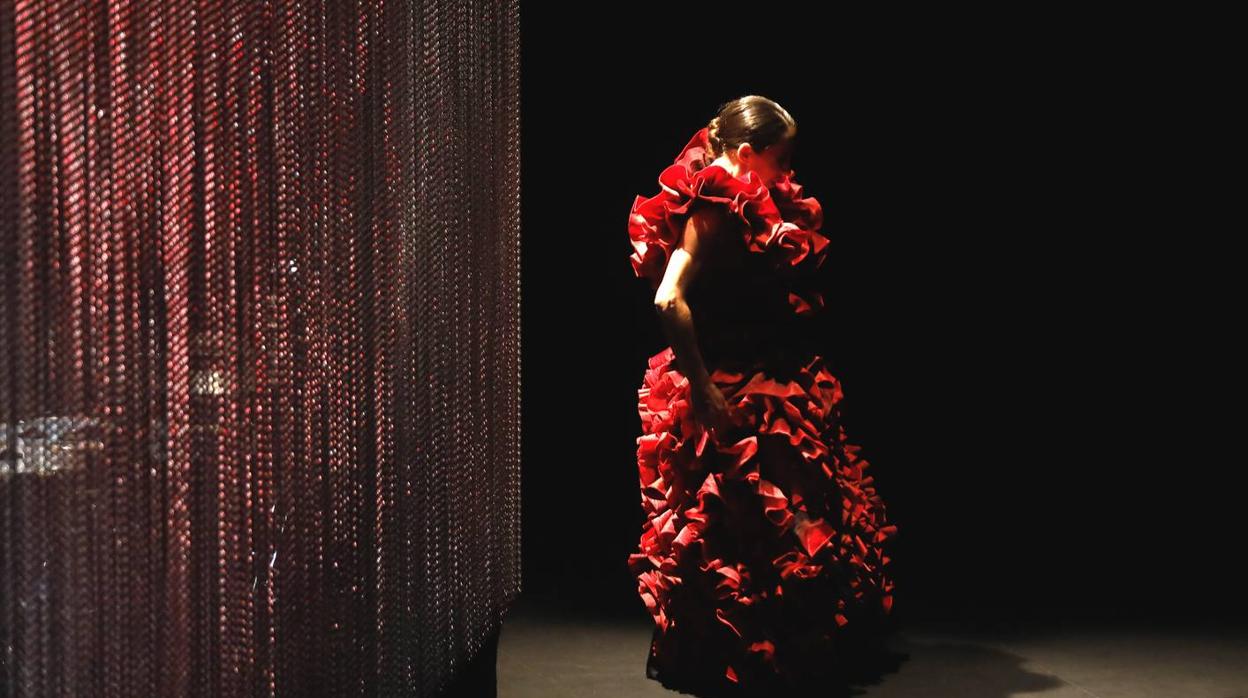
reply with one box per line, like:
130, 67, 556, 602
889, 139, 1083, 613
627, 126, 832, 316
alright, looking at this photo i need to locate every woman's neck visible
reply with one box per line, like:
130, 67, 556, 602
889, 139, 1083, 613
709, 155, 742, 178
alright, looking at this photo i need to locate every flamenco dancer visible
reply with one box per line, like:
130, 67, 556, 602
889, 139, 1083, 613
626, 95, 900, 695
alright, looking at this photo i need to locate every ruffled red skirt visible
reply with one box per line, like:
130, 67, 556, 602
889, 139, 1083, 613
627, 346, 898, 694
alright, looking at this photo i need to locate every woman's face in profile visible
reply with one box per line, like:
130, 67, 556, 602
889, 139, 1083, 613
741, 137, 794, 186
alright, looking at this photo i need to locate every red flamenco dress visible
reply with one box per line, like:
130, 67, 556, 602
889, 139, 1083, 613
626, 127, 899, 694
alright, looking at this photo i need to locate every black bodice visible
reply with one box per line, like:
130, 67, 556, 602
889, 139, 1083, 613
684, 218, 821, 373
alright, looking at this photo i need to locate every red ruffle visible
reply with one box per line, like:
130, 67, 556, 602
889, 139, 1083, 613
628, 349, 898, 689
627, 127, 832, 317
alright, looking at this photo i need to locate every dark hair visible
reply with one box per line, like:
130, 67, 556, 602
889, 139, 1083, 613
705, 95, 796, 162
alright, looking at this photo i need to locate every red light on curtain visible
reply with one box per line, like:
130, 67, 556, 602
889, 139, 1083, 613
0, 1, 521, 696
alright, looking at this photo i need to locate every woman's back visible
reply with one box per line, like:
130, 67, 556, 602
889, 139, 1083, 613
682, 203, 821, 373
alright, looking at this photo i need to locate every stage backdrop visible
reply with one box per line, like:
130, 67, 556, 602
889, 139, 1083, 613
0, 0, 520, 695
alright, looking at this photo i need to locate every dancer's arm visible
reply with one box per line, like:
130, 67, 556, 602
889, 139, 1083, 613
653, 204, 726, 393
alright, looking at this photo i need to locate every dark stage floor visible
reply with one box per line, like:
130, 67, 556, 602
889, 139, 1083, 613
497, 592, 1248, 697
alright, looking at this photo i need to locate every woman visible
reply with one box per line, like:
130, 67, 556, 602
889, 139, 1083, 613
626, 95, 899, 695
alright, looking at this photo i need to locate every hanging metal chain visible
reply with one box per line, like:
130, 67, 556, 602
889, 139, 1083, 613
0, 0, 522, 695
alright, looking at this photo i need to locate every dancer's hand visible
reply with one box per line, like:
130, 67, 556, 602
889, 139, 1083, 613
691, 381, 733, 440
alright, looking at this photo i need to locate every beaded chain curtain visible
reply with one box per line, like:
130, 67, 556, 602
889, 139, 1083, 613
0, 0, 521, 695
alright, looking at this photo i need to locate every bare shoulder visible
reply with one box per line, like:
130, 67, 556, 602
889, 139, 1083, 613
655, 203, 734, 304
679, 202, 733, 255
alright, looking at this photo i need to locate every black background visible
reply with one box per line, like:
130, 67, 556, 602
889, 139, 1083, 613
518, 6, 1239, 626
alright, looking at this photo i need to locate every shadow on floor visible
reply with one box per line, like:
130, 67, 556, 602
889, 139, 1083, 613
498, 593, 1075, 697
